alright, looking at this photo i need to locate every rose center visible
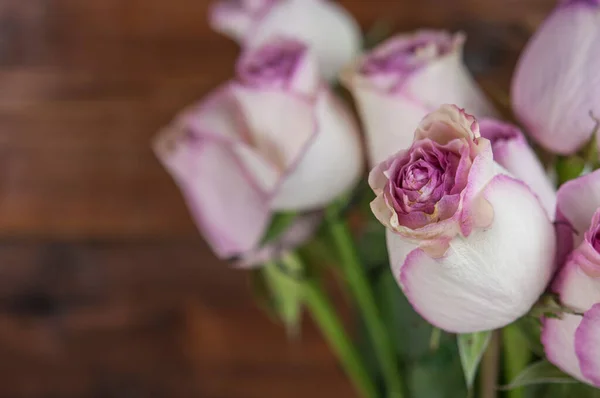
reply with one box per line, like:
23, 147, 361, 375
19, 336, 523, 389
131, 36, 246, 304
384, 139, 469, 231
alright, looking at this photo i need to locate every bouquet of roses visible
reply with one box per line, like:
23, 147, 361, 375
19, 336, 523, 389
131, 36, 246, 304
153, 0, 600, 397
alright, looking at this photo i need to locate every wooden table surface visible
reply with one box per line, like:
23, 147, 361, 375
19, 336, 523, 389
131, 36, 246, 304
0, 1, 554, 397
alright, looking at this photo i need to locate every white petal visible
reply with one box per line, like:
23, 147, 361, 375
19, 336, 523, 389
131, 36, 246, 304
248, 0, 362, 81
393, 175, 555, 332
231, 83, 316, 173
557, 170, 600, 241
407, 50, 497, 118
271, 91, 363, 210
352, 88, 426, 164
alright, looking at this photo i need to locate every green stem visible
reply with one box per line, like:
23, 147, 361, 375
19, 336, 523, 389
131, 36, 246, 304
480, 331, 500, 398
282, 254, 378, 398
503, 324, 531, 398
326, 206, 405, 398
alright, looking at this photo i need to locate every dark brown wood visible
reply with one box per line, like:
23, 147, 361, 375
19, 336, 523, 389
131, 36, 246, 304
0, 0, 554, 397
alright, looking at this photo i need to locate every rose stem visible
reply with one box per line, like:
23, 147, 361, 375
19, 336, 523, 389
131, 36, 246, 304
502, 324, 530, 398
479, 330, 500, 398
279, 253, 378, 398
325, 204, 405, 398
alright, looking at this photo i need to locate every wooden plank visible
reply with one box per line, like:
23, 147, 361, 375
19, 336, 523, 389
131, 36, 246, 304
0, 240, 355, 398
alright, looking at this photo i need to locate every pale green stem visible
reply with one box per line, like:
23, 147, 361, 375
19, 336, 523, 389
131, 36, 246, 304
326, 206, 404, 398
280, 254, 378, 398
503, 324, 531, 398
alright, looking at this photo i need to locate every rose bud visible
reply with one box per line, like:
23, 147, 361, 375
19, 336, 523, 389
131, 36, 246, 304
369, 105, 555, 333
511, 0, 600, 155
342, 30, 497, 165
542, 170, 600, 387
479, 119, 557, 218
154, 37, 363, 261
209, 0, 362, 81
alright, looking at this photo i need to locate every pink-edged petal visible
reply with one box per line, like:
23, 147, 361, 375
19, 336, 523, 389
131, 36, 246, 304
511, 2, 600, 154
180, 86, 249, 143
236, 37, 320, 97
543, 255, 600, 384
556, 169, 600, 244
575, 303, 600, 386
180, 85, 280, 193
270, 90, 363, 210
231, 83, 316, 174
458, 143, 499, 237
247, 0, 361, 81
396, 174, 555, 332
154, 127, 271, 259
542, 313, 587, 383
479, 119, 557, 219
406, 47, 497, 119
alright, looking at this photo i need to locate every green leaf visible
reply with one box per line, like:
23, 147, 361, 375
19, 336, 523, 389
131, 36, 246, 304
500, 360, 577, 390
543, 381, 600, 398
407, 339, 467, 398
458, 331, 492, 390
556, 155, 585, 186
262, 260, 304, 337
514, 316, 544, 357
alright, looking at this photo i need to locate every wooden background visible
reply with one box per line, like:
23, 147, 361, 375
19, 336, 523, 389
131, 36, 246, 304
0, 0, 555, 397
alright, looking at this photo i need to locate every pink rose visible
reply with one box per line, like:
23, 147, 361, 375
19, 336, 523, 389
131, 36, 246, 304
542, 170, 600, 387
154, 37, 363, 261
512, 0, 600, 154
209, 0, 362, 81
343, 30, 497, 165
479, 119, 557, 218
370, 105, 555, 332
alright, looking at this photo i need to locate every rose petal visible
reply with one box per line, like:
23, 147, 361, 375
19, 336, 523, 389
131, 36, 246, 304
575, 303, 600, 386
511, 1, 600, 154
479, 119, 557, 219
154, 127, 271, 259
231, 83, 317, 173
248, 0, 361, 81
543, 257, 600, 384
396, 174, 555, 332
556, 170, 600, 248
271, 90, 363, 210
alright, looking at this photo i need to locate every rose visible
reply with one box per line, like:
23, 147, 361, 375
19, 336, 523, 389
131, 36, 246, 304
542, 170, 600, 387
342, 30, 497, 165
369, 105, 556, 332
154, 37, 363, 261
209, 0, 362, 81
479, 119, 557, 218
511, 0, 600, 154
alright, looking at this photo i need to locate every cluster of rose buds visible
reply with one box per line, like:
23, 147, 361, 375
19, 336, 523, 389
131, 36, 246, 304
154, 0, 600, 389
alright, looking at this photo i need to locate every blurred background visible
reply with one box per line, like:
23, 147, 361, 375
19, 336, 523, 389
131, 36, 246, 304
0, 0, 555, 397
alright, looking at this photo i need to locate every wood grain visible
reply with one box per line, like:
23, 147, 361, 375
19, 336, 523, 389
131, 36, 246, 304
0, 0, 555, 397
